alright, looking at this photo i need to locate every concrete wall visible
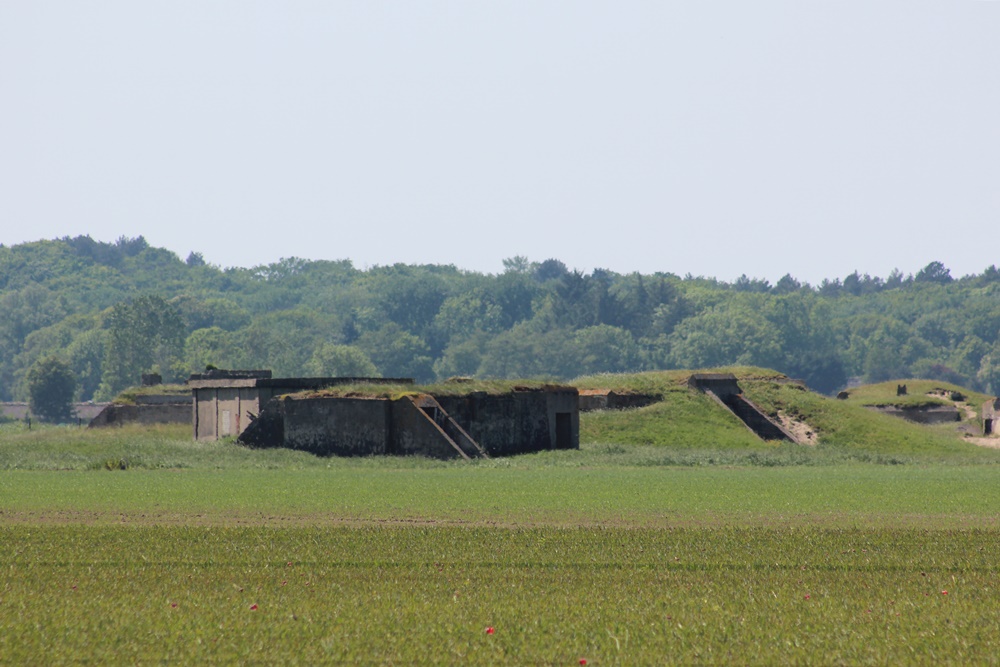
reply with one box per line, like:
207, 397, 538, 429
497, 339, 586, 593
391, 398, 466, 458
867, 405, 962, 425
282, 396, 391, 456
238, 388, 579, 459
688, 373, 741, 396
89, 403, 191, 428
436, 388, 579, 456
193, 387, 268, 440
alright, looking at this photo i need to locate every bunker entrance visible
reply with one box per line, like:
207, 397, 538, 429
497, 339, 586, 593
555, 412, 573, 449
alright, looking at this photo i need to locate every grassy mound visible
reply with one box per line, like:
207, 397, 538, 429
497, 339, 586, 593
576, 368, 999, 460
838, 378, 992, 410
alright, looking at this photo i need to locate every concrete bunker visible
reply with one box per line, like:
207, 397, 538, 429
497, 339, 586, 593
866, 404, 962, 425
688, 373, 795, 442
187, 370, 412, 441
88, 379, 192, 428
237, 382, 580, 459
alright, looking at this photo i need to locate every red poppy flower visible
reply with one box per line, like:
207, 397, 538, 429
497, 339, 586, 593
580, 660, 588, 665
485, 627, 495, 635
941, 590, 948, 595
250, 604, 259, 611
804, 595, 810, 600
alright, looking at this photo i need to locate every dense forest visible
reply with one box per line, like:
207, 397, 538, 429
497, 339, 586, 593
2, 235, 999, 403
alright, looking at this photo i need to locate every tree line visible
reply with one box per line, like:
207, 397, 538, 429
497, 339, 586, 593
2, 236, 999, 416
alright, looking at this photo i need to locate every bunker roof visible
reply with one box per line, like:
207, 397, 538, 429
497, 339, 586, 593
293, 378, 578, 400
187, 372, 414, 390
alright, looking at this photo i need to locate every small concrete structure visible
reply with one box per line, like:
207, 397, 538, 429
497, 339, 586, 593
187, 370, 413, 441
239, 384, 579, 459
89, 393, 191, 428
984, 398, 1000, 435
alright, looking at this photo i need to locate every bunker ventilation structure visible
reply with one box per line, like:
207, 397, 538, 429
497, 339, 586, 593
984, 398, 1000, 436
688, 373, 796, 442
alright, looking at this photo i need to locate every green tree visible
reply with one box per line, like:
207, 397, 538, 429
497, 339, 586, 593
571, 325, 641, 375
181, 327, 238, 376
305, 344, 379, 377
977, 342, 1000, 394
434, 334, 488, 379
66, 329, 106, 401
27, 356, 77, 423
97, 296, 185, 399
356, 324, 434, 381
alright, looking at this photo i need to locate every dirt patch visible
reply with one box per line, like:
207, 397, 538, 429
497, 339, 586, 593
776, 411, 817, 446
965, 435, 1000, 449
925, 390, 978, 420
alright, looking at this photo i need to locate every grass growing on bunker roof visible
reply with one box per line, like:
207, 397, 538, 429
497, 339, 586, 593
295, 378, 572, 400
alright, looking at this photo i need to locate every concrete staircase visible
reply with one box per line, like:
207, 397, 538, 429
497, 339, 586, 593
689, 373, 795, 442
711, 391, 793, 442
408, 395, 489, 460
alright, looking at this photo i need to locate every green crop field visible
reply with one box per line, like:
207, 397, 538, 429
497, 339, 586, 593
3, 371, 1000, 663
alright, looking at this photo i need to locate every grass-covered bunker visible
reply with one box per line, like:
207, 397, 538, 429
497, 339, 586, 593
191, 372, 579, 459
239, 383, 579, 459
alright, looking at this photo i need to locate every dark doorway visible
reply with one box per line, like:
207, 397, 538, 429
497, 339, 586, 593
555, 412, 572, 449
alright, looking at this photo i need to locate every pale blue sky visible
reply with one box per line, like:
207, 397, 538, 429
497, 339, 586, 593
1, 1, 997, 283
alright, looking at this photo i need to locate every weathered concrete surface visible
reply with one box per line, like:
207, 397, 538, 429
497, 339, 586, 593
687, 373, 741, 396
436, 386, 579, 456
393, 396, 473, 459
984, 398, 1000, 435
189, 372, 413, 441
88, 403, 192, 428
404, 395, 487, 459
283, 396, 391, 456
238, 386, 579, 459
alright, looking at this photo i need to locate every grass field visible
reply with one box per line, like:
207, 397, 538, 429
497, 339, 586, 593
3, 525, 997, 664
2, 371, 1000, 663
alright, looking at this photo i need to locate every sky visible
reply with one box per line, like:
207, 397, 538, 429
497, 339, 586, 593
1, 1, 998, 284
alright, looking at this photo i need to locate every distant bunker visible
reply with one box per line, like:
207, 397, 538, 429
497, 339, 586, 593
191, 371, 579, 459
688, 373, 795, 442
240, 386, 579, 459
865, 404, 962, 425
187, 370, 413, 441
88, 394, 192, 428
578, 389, 659, 412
